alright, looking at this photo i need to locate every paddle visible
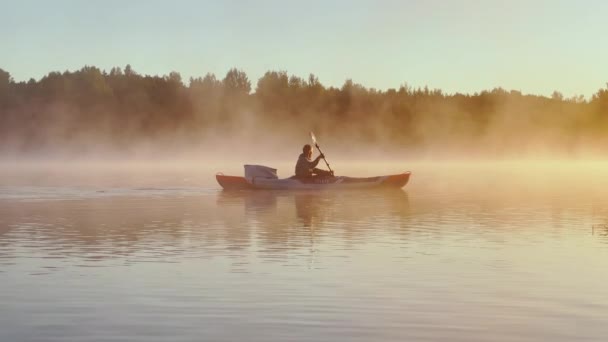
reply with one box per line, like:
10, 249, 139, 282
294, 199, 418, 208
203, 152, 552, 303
310, 131, 334, 175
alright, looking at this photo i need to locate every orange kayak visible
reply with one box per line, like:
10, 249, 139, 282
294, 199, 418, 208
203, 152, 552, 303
216, 172, 411, 190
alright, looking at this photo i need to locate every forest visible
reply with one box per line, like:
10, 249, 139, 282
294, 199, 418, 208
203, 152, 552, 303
0, 66, 607, 158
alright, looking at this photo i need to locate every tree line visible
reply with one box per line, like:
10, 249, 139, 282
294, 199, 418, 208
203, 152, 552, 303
0, 65, 607, 157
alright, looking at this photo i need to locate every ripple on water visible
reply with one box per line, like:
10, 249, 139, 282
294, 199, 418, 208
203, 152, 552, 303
2, 166, 608, 341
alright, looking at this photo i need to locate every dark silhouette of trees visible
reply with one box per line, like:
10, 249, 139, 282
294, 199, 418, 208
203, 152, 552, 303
0, 69, 11, 93
0, 65, 606, 157
222, 68, 251, 94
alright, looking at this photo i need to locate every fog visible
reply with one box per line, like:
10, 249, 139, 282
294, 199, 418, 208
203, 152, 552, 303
1, 66, 607, 164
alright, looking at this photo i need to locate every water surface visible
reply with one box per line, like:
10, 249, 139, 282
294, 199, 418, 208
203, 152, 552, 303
1, 162, 607, 341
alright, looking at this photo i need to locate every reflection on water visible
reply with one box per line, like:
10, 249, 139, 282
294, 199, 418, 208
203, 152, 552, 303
1, 164, 608, 342
217, 189, 410, 226
593, 224, 608, 239
0, 190, 411, 265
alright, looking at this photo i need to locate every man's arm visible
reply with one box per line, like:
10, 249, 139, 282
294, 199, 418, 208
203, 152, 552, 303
310, 154, 324, 168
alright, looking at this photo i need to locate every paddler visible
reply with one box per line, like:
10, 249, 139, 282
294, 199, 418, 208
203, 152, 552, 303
295, 144, 333, 179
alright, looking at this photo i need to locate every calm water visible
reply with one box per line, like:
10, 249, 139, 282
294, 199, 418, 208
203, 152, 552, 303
1, 162, 608, 342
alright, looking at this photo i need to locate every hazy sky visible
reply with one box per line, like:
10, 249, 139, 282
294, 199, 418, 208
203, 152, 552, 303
1, 0, 607, 96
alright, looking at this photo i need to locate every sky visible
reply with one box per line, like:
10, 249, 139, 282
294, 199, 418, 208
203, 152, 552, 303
1, 0, 607, 97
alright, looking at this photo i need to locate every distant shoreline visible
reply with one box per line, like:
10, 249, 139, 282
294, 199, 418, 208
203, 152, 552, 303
1, 66, 607, 157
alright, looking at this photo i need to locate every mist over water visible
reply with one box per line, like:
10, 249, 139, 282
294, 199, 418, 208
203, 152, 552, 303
2, 66, 608, 160
3, 3, 608, 339
2, 60, 608, 342
1, 162, 608, 341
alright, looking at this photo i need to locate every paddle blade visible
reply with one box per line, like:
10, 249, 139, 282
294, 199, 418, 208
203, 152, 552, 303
310, 131, 317, 144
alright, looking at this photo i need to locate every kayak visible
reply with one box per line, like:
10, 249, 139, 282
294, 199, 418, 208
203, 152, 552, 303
216, 171, 411, 190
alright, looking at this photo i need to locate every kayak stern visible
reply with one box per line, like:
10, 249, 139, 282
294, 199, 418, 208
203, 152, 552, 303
216, 174, 253, 190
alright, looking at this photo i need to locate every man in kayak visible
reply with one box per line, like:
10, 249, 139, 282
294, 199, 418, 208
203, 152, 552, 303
295, 144, 333, 179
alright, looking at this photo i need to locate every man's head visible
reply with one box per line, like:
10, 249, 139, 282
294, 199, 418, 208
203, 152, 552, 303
303, 144, 313, 158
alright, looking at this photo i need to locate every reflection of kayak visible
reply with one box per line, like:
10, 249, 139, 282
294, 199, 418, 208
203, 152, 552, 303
216, 172, 411, 190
